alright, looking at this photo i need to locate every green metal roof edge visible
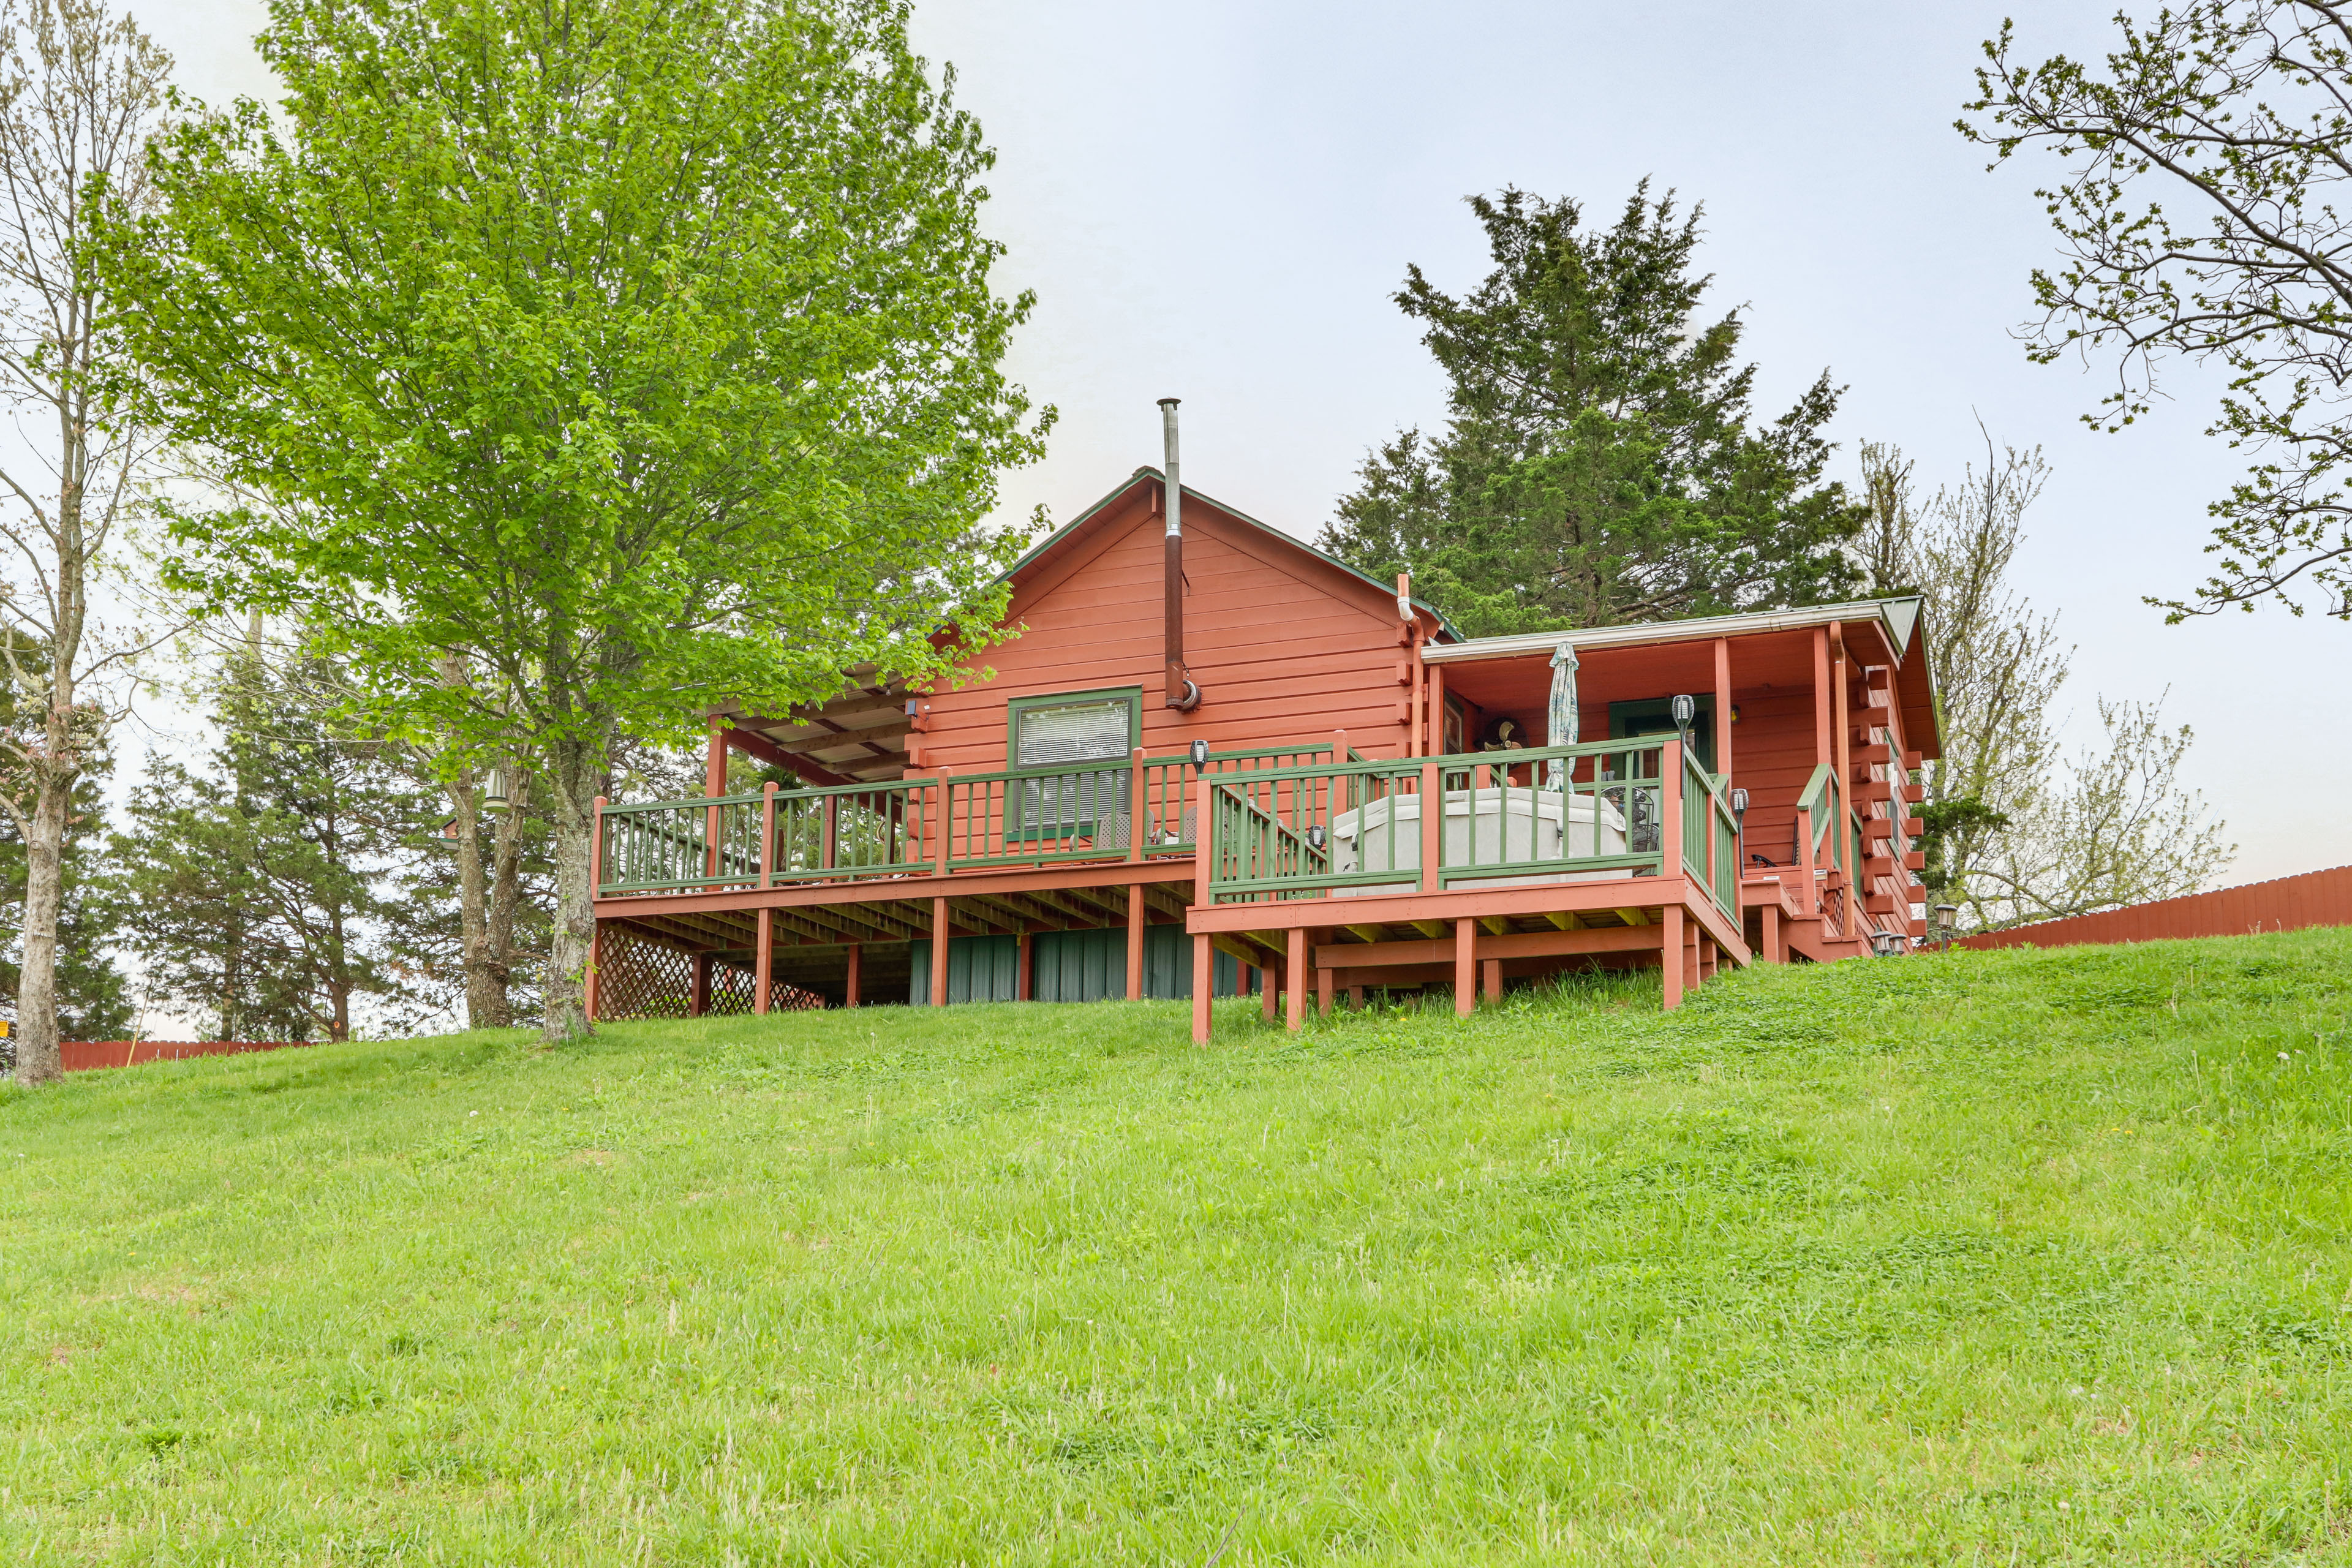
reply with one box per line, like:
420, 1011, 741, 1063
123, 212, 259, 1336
999, 466, 1466, 642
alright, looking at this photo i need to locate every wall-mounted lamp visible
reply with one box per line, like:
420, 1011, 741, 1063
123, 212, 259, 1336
1306, 824, 1327, 851
1188, 739, 1210, 769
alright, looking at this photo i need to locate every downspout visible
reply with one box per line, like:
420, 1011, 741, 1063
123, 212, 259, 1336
1159, 397, 1201, 710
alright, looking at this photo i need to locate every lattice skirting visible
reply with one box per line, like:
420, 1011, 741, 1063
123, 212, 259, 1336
596, 925, 823, 1022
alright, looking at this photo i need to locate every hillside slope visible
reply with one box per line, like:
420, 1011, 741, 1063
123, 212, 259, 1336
2, 931, 2349, 1565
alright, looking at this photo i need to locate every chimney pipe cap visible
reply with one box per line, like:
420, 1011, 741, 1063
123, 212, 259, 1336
1156, 396, 1181, 409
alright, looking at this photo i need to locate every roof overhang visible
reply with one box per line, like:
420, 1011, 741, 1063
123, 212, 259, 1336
1422, 598, 1925, 666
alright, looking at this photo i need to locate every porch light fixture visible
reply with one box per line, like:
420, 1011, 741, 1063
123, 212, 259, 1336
1189, 739, 1210, 769
1671, 694, 1695, 732
1730, 788, 1749, 820
483, 767, 510, 815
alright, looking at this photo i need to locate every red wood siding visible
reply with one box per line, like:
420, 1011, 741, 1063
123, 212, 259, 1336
911, 488, 1410, 770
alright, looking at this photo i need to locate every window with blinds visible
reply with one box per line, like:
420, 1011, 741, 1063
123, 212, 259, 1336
1012, 693, 1134, 841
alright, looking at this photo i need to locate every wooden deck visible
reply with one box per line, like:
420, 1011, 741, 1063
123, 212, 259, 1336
587, 733, 1872, 1039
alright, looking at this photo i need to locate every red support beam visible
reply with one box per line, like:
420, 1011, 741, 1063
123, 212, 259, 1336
1661, 904, 1684, 1011
754, 908, 772, 1014
1286, 926, 1306, 1031
1127, 881, 1147, 1002
845, 941, 862, 1008
1453, 918, 1475, 1017
1191, 933, 1212, 1045
930, 896, 950, 1007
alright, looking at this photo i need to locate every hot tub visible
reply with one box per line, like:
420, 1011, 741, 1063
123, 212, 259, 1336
1328, 787, 1630, 895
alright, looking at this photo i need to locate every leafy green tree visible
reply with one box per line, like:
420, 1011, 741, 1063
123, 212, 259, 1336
1322, 186, 1867, 635
108, 643, 442, 1041
96, 0, 1048, 1042
1964, 2, 2352, 622
0, 0, 175, 1083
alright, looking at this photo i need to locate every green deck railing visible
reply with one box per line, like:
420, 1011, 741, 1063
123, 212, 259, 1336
1199, 738, 1741, 921
595, 742, 1344, 897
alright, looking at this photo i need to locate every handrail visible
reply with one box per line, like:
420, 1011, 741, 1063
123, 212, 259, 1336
594, 738, 1348, 895
1204, 741, 1676, 905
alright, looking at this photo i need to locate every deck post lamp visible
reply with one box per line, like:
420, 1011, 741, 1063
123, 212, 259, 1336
1671, 693, 1695, 747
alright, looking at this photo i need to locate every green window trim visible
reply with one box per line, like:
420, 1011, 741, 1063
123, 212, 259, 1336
1005, 687, 1143, 842
1607, 695, 1716, 774
1004, 685, 1145, 763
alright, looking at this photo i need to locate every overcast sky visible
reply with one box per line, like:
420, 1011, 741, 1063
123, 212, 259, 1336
151, 0, 2350, 883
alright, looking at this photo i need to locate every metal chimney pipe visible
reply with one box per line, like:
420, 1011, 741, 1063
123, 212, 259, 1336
1159, 397, 1199, 710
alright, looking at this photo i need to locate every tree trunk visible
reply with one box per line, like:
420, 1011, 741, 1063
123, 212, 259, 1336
545, 736, 604, 1045
448, 770, 496, 1028
13, 748, 69, 1085
484, 764, 524, 1028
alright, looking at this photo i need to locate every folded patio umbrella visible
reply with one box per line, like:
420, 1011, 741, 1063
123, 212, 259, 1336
1546, 641, 1578, 790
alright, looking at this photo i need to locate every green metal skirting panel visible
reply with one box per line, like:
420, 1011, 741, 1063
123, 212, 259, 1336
908, 936, 1020, 1005
914, 927, 1240, 1004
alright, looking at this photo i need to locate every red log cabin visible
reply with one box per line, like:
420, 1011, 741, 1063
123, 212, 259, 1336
590, 454, 1937, 1041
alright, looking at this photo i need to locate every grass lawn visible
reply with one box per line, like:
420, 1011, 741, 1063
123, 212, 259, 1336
2, 930, 2350, 1564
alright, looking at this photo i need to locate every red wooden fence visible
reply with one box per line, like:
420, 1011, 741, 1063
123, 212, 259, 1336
59, 1039, 312, 1072
1957, 865, 2352, 952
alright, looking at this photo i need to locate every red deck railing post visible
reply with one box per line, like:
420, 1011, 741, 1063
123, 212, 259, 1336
1419, 761, 1441, 895
935, 771, 952, 877
761, 782, 778, 889
1660, 738, 1683, 888
1129, 746, 1147, 864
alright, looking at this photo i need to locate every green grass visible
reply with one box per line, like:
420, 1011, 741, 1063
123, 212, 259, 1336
3, 931, 2351, 1564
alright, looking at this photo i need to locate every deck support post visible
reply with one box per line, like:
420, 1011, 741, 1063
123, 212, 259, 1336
845, 942, 862, 1008
1126, 883, 1146, 1001
1016, 931, 1033, 1002
1317, 965, 1334, 1017
1260, 965, 1278, 1022
930, 896, 950, 1006
586, 921, 602, 1023
1759, 900, 1781, 965
1686, 921, 1703, 994
1347, 983, 1365, 1010
1286, 927, 1307, 1031
1453, 918, 1475, 1017
690, 952, 710, 1018
1661, 904, 1685, 1011
1482, 957, 1502, 1008
1191, 933, 1212, 1045
754, 908, 772, 1014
